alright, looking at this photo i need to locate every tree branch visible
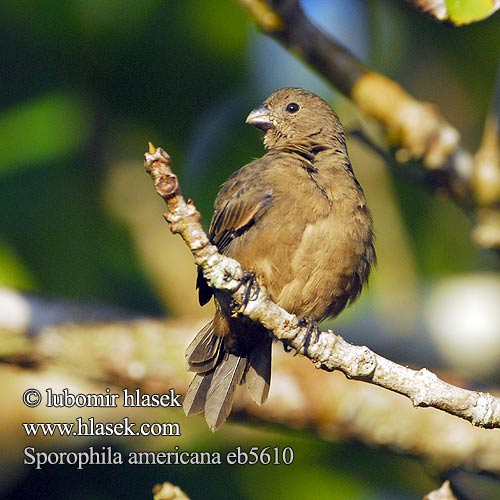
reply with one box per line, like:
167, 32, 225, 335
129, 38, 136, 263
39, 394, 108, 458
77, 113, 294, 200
4, 316, 500, 476
238, 0, 500, 248
144, 145, 500, 429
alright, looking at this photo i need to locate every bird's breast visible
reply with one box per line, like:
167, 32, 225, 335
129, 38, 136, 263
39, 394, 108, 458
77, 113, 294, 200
228, 188, 372, 320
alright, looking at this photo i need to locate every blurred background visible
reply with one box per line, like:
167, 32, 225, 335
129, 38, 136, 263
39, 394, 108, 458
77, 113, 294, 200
1, 0, 499, 499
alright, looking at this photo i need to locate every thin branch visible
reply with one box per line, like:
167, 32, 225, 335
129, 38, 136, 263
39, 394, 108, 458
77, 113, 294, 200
144, 145, 500, 429
238, 0, 500, 248
153, 482, 190, 500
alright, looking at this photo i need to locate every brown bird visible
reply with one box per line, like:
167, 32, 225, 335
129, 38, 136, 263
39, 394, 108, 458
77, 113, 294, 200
183, 87, 375, 431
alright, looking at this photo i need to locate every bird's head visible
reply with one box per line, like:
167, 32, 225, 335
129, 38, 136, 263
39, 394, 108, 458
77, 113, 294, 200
246, 87, 345, 150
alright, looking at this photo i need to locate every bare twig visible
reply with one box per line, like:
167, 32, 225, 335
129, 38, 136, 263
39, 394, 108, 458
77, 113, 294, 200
153, 482, 190, 500
423, 481, 457, 500
144, 145, 500, 429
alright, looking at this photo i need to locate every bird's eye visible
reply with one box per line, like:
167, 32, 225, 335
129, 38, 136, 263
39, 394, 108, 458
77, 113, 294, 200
285, 102, 300, 113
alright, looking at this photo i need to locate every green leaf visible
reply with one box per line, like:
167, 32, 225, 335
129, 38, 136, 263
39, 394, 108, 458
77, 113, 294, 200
445, 0, 500, 25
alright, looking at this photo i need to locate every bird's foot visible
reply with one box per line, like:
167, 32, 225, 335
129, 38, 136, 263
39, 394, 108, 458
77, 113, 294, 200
292, 317, 320, 355
239, 271, 260, 310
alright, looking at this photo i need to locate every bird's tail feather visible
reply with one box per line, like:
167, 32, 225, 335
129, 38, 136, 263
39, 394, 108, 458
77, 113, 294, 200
245, 336, 272, 405
204, 353, 246, 431
185, 320, 222, 373
183, 371, 213, 416
183, 320, 272, 431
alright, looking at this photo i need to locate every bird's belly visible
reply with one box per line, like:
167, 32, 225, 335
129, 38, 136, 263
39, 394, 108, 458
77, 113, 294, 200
236, 218, 364, 321
279, 223, 359, 319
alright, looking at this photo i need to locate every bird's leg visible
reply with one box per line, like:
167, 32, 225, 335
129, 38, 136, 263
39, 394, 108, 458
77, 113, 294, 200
238, 270, 261, 310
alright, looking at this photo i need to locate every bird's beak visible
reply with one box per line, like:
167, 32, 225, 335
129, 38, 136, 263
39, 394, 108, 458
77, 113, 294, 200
246, 104, 275, 131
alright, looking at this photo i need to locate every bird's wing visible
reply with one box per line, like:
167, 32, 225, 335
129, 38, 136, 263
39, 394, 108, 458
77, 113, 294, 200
209, 188, 272, 252
197, 170, 273, 306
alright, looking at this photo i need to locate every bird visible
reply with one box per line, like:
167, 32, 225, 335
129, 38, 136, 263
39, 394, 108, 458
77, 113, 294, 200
183, 87, 376, 431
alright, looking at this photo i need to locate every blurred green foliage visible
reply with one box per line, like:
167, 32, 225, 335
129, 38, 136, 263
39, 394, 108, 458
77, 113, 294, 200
1, 1, 499, 499
0, 0, 252, 313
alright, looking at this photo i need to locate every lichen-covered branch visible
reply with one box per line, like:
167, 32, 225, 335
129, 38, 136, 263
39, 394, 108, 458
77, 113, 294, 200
144, 145, 500, 429
238, 0, 500, 248
4, 317, 500, 475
